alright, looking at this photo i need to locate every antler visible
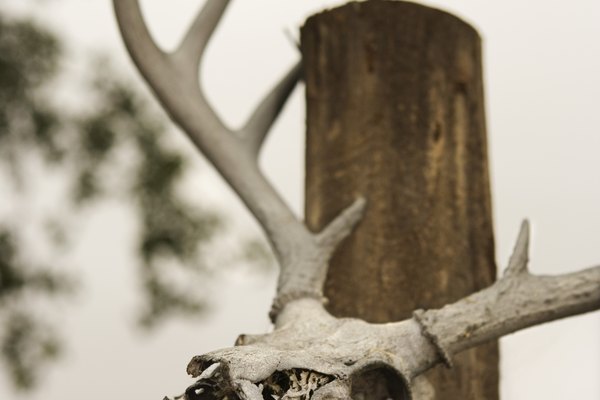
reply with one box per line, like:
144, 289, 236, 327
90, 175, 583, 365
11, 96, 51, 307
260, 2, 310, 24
412, 221, 600, 368
114, 4, 600, 399
179, 222, 599, 400
113, 0, 366, 319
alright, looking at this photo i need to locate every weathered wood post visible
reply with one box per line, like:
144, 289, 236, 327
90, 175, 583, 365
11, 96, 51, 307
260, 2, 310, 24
303, 2, 498, 398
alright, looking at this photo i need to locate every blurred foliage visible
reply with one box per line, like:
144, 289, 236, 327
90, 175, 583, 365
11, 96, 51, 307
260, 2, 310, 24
0, 15, 63, 168
0, 12, 273, 391
1, 311, 61, 390
0, 230, 71, 299
0, 15, 69, 391
78, 70, 224, 328
0, 229, 70, 390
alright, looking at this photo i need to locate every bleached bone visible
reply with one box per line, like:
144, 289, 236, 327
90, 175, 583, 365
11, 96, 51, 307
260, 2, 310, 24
182, 224, 599, 399
113, 0, 365, 319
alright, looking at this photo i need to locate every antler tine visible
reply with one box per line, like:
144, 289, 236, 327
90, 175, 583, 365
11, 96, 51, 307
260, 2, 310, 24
316, 197, 367, 254
115, 0, 302, 155
114, 0, 365, 318
504, 219, 530, 276
113, 0, 168, 85
173, 0, 232, 75
241, 62, 303, 157
171, 0, 303, 158
114, 0, 230, 141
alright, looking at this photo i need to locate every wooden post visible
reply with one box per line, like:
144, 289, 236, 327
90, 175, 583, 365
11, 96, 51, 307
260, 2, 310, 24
302, 2, 498, 398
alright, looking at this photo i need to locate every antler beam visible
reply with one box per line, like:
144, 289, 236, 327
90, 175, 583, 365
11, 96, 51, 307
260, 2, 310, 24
113, 0, 366, 319
412, 221, 600, 363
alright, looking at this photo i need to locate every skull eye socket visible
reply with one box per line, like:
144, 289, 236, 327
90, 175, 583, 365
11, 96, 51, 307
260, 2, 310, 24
350, 365, 411, 400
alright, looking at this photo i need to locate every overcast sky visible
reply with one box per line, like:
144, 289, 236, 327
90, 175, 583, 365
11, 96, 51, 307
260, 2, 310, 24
0, 1, 598, 399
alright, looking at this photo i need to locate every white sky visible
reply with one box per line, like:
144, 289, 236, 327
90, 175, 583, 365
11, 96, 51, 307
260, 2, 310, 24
0, 1, 599, 399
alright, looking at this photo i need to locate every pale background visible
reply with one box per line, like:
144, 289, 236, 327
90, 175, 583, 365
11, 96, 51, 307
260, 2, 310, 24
0, 0, 598, 399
